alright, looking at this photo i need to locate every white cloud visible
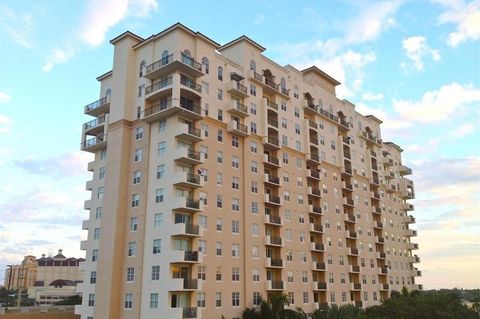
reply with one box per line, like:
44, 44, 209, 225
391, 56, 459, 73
361, 92, 384, 101
0, 5, 33, 48
355, 102, 410, 130
0, 115, 12, 134
393, 82, 480, 123
43, 0, 158, 72
449, 122, 476, 138
435, 0, 480, 47
0, 91, 11, 103
402, 36, 441, 70
344, 1, 402, 44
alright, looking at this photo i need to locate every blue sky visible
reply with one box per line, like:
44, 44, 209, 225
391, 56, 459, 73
0, 0, 479, 289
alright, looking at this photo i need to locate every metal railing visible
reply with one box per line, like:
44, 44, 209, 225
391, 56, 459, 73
85, 96, 109, 113
145, 76, 173, 95
180, 75, 202, 92
144, 98, 172, 116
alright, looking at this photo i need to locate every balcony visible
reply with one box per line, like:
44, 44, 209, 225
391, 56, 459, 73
386, 184, 397, 193
312, 281, 327, 291
83, 115, 106, 135
174, 148, 203, 165
345, 214, 356, 223
374, 222, 384, 229
407, 242, 419, 250
227, 80, 249, 98
346, 231, 357, 239
360, 131, 382, 146
342, 136, 351, 145
349, 265, 360, 273
307, 169, 321, 180
399, 165, 413, 175
379, 267, 389, 275
82, 220, 88, 230
308, 120, 318, 130
415, 269, 422, 276
145, 76, 173, 101
265, 235, 284, 247
312, 261, 326, 271
175, 124, 203, 143
144, 52, 204, 80
376, 236, 385, 245
180, 75, 202, 96
80, 240, 87, 251
172, 222, 201, 237
379, 283, 390, 291
265, 258, 284, 268
310, 223, 324, 234
144, 98, 203, 123
264, 173, 281, 187
263, 136, 280, 150
372, 206, 382, 215
412, 255, 421, 263
369, 178, 380, 187
377, 252, 386, 259
401, 189, 415, 200
384, 157, 394, 167
371, 191, 381, 200
84, 96, 110, 116
402, 203, 415, 211
303, 101, 318, 114
265, 98, 279, 111
318, 108, 339, 125
348, 248, 359, 256
266, 280, 284, 290
82, 134, 106, 152
343, 197, 355, 207
406, 229, 418, 237
341, 166, 353, 176
85, 180, 93, 191
307, 186, 322, 198
370, 150, 377, 158
308, 205, 323, 215
173, 172, 202, 189
385, 171, 395, 180
250, 70, 264, 84
311, 242, 325, 252
264, 214, 283, 226
342, 181, 353, 192
264, 194, 282, 206
309, 135, 319, 145
172, 250, 200, 264
306, 153, 320, 164
263, 154, 281, 168
172, 197, 203, 213
351, 283, 362, 291
404, 215, 416, 224
227, 100, 249, 117
227, 120, 250, 137
182, 307, 198, 319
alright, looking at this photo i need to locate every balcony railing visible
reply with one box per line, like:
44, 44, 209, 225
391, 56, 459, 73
232, 81, 248, 94
312, 242, 324, 251
265, 77, 279, 90
318, 108, 338, 122
264, 155, 280, 166
184, 251, 199, 262
182, 307, 197, 319
83, 115, 106, 130
146, 53, 174, 74
309, 120, 318, 129
267, 174, 280, 185
270, 259, 283, 267
180, 75, 202, 93
271, 280, 284, 289
82, 135, 106, 149
313, 262, 326, 270
309, 205, 322, 215
266, 136, 279, 147
145, 76, 173, 95
351, 265, 360, 273
253, 71, 263, 81
314, 282, 327, 290
311, 224, 323, 233
268, 117, 279, 128
186, 198, 200, 210
144, 99, 172, 116
84, 96, 109, 113
266, 99, 278, 110
342, 136, 351, 144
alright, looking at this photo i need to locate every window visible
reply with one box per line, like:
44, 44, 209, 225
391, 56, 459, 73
250, 103, 257, 114
253, 292, 261, 306
200, 145, 208, 159
281, 118, 287, 129
216, 267, 222, 281
232, 267, 240, 281
155, 189, 164, 203
95, 207, 102, 219
250, 122, 257, 134
124, 293, 133, 309
217, 129, 223, 142
151, 265, 160, 280
133, 171, 141, 184
250, 59, 256, 71
199, 240, 207, 254
150, 293, 158, 309
157, 142, 166, 155
216, 195, 223, 208
232, 220, 240, 234
251, 181, 258, 193
251, 161, 258, 173
232, 176, 239, 189
159, 119, 166, 131
250, 84, 256, 96
216, 292, 222, 307
202, 57, 209, 74
281, 100, 287, 111
218, 66, 223, 81
282, 135, 288, 146
232, 243, 240, 257
302, 271, 308, 283
252, 269, 260, 281
90, 271, 96, 284
232, 156, 239, 168
93, 227, 100, 240
216, 218, 223, 231
198, 266, 206, 280
153, 239, 161, 254
294, 107, 300, 117
295, 123, 301, 134
99, 167, 106, 179
135, 127, 144, 140
154, 213, 162, 227
287, 271, 293, 282
303, 292, 309, 303
251, 202, 258, 213
97, 187, 104, 199
217, 151, 223, 163
92, 249, 98, 262
216, 242, 223, 256
88, 294, 95, 306
128, 242, 136, 256
131, 194, 139, 207
197, 292, 206, 308
156, 164, 165, 179
252, 223, 259, 236
126, 267, 134, 282
134, 148, 142, 161
232, 292, 240, 307
250, 141, 257, 153
100, 149, 107, 160
252, 245, 259, 257
216, 173, 223, 185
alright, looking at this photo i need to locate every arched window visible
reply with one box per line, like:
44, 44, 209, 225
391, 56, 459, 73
250, 60, 256, 72
280, 77, 286, 89
161, 50, 169, 64
183, 49, 191, 56
202, 57, 209, 74
218, 66, 223, 81
105, 89, 112, 97
139, 60, 146, 77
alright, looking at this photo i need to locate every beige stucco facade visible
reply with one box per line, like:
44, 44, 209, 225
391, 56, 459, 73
75, 23, 421, 319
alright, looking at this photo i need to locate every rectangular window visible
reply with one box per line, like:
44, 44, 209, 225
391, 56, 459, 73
232, 135, 239, 147
232, 220, 240, 234
150, 293, 158, 308
134, 148, 142, 161
232, 243, 240, 257
99, 167, 106, 179
159, 119, 166, 131
154, 213, 162, 227
156, 164, 165, 179
97, 187, 104, 199
155, 189, 164, 203
130, 217, 138, 232
151, 265, 160, 280
217, 129, 223, 142
124, 293, 133, 309
232, 156, 239, 168
157, 142, 166, 155
232, 267, 240, 281
232, 292, 240, 307
92, 249, 98, 262
153, 239, 161, 254
218, 89, 223, 101
217, 151, 223, 163
128, 242, 136, 256
250, 84, 256, 96
216, 292, 222, 307
216, 242, 222, 256
93, 227, 100, 240
88, 294, 95, 307
133, 171, 141, 184
126, 267, 134, 282
135, 127, 144, 140
197, 292, 206, 308
131, 194, 139, 207
90, 271, 96, 284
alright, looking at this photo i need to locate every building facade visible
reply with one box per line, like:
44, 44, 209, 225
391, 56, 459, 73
75, 23, 421, 319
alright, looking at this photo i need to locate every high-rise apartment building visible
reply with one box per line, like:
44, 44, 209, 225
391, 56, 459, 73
75, 23, 421, 319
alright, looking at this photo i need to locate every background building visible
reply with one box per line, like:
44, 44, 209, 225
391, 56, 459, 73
76, 23, 421, 319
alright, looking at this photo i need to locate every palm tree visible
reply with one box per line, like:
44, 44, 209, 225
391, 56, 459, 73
269, 293, 290, 319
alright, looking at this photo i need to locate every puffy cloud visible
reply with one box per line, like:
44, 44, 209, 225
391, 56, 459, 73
0, 91, 11, 103
393, 82, 480, 123
361, 92, 384, 101
435, 0, 480, 47
402, 36, 441, 70
344, 0, 402, 44
0, 4, 33, 48
42, 47, 76, 73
